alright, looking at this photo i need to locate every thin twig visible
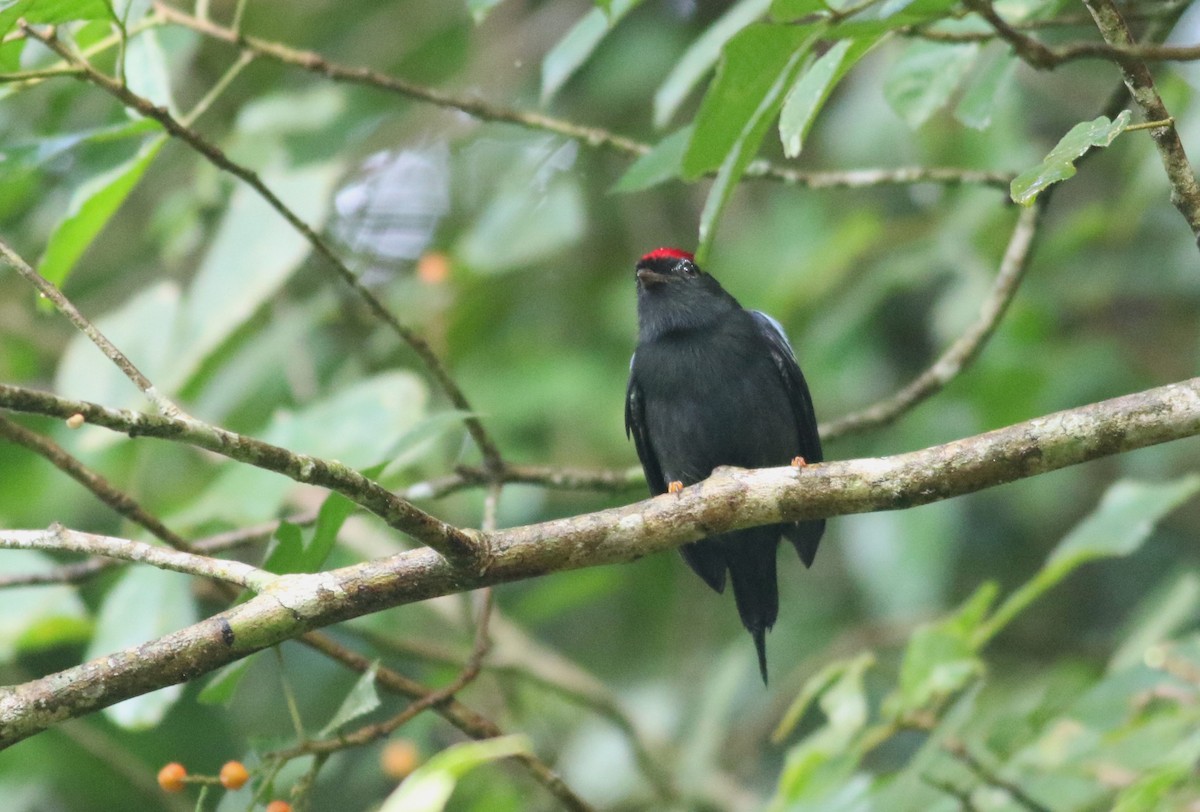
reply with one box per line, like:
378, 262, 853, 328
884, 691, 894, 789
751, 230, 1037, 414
17, 22, 505, 473
821, 202, 1042, 439
0, 382, 481, 567
270, 485, 502, 761
962, 0, 1059, 68
297, 631, 594, 812
0, 525, 276, 590
151, 3, 1012, 191
0, 237, 189, 420
0, 414, 193, 550
0, 419, 586, 810
1082, 0, 1200, 242
920, 772, 981, 812
179, 48, 255, 126
942, 738, 1052, 812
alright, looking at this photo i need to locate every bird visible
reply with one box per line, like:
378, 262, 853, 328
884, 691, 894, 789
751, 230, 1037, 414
625, 247, 824, 683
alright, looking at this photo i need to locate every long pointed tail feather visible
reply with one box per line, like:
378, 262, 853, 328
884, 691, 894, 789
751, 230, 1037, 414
726, 531, 780, 685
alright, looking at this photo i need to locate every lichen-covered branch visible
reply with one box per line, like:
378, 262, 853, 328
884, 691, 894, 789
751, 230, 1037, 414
3, 376, 1199, 748
1081, 0, 1200, 241
0, 526, 275, 591
0, 383, 480, 566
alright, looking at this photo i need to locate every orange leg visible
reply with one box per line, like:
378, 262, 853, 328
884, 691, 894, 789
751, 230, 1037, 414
667, 480, 684, 495
791, 456, 808, 468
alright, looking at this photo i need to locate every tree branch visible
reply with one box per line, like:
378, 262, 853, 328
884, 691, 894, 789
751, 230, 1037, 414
0, 408, 589, 807
150, 2, 1011, 191
3, 376, 1199, 747
0, 237, 189, 420
0, 383, 481, 567
1081, 0, 1200, 242
17, 22, 505, 474
0, 525, 275, 590
822, 202, 1042, 439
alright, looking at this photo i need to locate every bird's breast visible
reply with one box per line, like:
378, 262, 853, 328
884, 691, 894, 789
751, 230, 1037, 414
632, 328, 798, 482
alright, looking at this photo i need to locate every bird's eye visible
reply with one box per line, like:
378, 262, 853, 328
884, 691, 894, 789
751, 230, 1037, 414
679, 261, 697, 277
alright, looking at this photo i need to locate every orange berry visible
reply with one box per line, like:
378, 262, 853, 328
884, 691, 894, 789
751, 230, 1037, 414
380, 739, 421, 779
157, 762, 187, 792
265, 801, 291, 812
219, 760, 250, 790
417, 251, 450, 285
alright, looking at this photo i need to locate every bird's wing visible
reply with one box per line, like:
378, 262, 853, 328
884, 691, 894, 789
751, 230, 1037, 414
750, 311, 825, 567
750, 311, 822, 465
625, 361, 668, 495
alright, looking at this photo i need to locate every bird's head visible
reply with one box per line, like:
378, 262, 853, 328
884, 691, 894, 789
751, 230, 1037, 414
634, 248, 739, 339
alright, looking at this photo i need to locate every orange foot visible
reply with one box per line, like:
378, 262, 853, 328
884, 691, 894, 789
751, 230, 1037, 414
791, 456, 808, 468
667, 480, 684, 495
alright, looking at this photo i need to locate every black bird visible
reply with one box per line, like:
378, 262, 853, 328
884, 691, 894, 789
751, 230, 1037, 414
625, 247, 824, 683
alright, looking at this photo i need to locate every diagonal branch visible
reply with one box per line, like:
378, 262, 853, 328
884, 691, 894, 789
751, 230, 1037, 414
17, 22, 504, 473
0, 419, 587, 810
0, 383, 481, 567
3, 376, 1199, 747
0, 525, 275, 590
822, 202, 1042, 439
0, 238, 189, 420
1081, 0, 1200, 241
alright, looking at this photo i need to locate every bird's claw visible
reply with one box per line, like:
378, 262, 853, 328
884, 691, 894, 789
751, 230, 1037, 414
791, 456, 808, 468
668, 480, 684, 495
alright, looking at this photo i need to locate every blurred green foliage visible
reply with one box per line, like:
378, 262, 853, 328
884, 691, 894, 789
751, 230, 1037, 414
2, 0, 1200, 810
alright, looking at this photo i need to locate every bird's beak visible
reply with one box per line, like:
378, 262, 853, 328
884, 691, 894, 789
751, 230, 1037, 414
636, 268, 671, 288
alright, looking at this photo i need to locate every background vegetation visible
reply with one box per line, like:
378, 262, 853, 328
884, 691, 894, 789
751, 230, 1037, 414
2, 0, 1200, 809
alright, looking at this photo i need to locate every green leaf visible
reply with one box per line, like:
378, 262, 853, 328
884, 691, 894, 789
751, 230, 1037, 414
954, 51, 1016, 130
378, 410, 476, 482
682, 23, 815, 179
0, 0, 113, 38
123, 27, 176, 117
466, 0, 507, 23
977, 476, 1200, 644
262, 492, 354, 575
611, 127, 692, 193
87, 566, 199, 729
774, 652, 875, 742
0, 38, 24, 72
174, 371, 428, 525
769, 0, 826, 21
886, 583, 996, 717
38, 135, 166, 292
1110, 573, 1200, 672
883, 40, 980, 129
381, 735, 531, 812
540, 0, 639, 103
1010, 110, 1133, 206
174, 159, 342, 390
262, 520, 305, 575
310, 491, 357, 564
771, 654, 873, 804
1050, 475, 1200, 567
319, 661, 382, 737
654, 0, 772, 129
689, 23, 821, 258
0, 551, 89, 659
779, 35, 882, 158
198, 657, 255, 706
874, 0, 961, 19
54, 280, 181, 417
